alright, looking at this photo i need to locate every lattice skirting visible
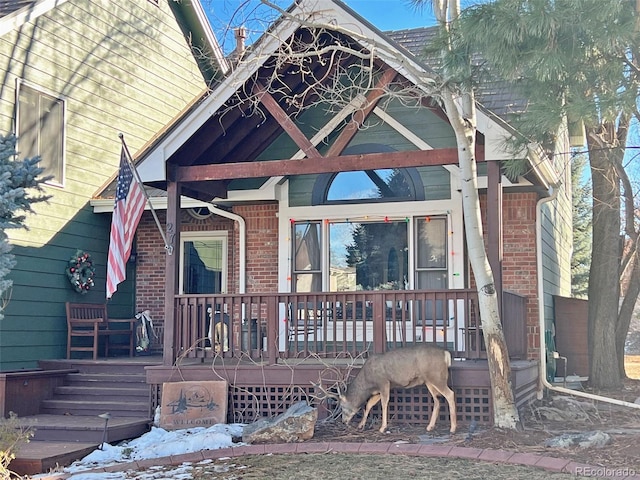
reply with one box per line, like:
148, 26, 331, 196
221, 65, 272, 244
148, 360, 537, 428
151, 383, 491, 427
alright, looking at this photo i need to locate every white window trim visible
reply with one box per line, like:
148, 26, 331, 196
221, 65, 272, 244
279, 180, 465, 293
179, 231, 228, 295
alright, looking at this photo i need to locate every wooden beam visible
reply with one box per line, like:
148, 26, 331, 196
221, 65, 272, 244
254, 81, 322, 158
176, 147, 478, 182
326, 67, 398, 157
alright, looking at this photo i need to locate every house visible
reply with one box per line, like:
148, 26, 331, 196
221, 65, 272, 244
0, 0, 227, 371
89, 0, 573, 424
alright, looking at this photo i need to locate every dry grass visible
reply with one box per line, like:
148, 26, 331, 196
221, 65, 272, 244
190, 453, 581, 479
626, 355, 640, 379
132, 357, 640, 479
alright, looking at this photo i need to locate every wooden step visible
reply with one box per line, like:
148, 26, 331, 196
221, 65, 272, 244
40, 399, 150, 417
38, 358, 161, 376
16, 413, 151, 442
65, 372, 147, 386
53, 385, 149, 402
9, 440, 98, 477
14, 358, 160, 476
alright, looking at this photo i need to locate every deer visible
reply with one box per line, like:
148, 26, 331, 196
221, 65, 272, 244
338, 344, 457, 434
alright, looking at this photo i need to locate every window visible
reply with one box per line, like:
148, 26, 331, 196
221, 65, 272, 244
330, 220, 408, 291
17, 83, 64, 184
314, 168, 422, 205
292, 217, 448, 292
326, 169, 414, 202
292, 222, 322, 292
415, 217, 448, 289
180, 232, 227, 294
311, 144, 424, 205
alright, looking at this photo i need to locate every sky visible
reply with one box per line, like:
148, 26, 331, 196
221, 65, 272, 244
31, 423, 246, 480
202, 0, 439, 53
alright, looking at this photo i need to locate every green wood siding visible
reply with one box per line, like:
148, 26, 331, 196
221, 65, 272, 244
286, 107, 454, 207
0, 0, 209, 370
541, 181, 573, 333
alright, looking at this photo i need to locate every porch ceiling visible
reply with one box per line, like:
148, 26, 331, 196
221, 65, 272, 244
146, 27, 485, 204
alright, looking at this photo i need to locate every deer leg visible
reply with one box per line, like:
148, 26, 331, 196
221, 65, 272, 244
442, 385, 457, 434
358, 393, 381, 429
427, 384, 457, 434
378, 385, 390, 433
425, 384, 441, 432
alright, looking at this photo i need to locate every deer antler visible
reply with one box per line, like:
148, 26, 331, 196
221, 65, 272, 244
311, 378, 341, 401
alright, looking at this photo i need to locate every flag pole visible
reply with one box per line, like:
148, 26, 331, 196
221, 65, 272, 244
118, 133, 173, 255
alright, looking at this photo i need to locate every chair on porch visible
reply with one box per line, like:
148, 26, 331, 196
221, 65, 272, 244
287, 302, 323, 348
65, 302, 136, 359
207, 307, 230, 353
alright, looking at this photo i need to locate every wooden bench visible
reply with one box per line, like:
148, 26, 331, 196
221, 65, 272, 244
66, 302, 136, 359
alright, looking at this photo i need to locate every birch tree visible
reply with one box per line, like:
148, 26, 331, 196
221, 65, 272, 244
411, 0, 520, 428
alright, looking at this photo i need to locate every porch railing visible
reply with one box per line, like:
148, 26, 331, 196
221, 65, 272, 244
172, 289, 527, 364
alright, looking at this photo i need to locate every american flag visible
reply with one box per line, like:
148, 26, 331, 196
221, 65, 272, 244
106, 147, 145, 299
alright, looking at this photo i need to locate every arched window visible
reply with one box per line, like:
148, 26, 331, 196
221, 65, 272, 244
311, 144, 424, 205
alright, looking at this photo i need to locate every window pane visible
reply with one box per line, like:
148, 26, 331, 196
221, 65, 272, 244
416, 271, 448, 289
294, 222, 321, 271
330, 221, 408, 291
40, 96, 63, 180
294, 273, 322, 293
17, 87, 38, 158
327, 169, 412, 201
416, 218, 447, 268
183, 240, 223, 294
293, 222, 321, 291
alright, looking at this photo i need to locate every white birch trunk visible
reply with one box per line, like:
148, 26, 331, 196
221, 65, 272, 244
441, 90, 520, 429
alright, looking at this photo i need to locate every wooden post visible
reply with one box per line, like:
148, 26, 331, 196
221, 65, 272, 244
163, 172, 181, 366
372, 295, 386, 354
266, 296, 278, 365
487, 160, 503, 317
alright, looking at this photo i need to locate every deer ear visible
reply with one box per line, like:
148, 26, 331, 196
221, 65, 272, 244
339, 394, 347, 403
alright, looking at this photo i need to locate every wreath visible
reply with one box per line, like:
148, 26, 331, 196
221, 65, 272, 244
66, 250, 95, 294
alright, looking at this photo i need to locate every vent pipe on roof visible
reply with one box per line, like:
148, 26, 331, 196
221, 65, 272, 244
233, 26, 246, 61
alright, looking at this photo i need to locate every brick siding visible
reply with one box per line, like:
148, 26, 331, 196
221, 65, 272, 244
134, 195, 542, 359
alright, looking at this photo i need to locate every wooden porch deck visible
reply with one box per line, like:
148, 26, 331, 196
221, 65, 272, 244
6, 354, 537, 476
169, 290, 529, 365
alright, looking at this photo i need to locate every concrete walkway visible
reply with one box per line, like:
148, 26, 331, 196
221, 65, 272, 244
35, 442, 640, 480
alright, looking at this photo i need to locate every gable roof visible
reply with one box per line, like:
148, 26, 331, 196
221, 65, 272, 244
386, 27, 529, 120
92, 0, 559, 208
